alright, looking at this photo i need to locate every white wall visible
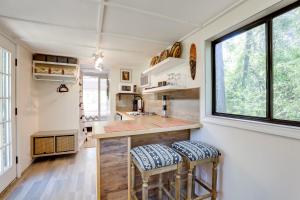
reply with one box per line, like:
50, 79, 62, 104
16, 46, 79, 175
109, 66, 144, 117
182, 0, 300, 199
16, 45, 39, 175
37, 81, 79, 131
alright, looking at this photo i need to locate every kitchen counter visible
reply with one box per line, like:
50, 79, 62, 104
93, 112, 202, 200
93, 113, 202, 139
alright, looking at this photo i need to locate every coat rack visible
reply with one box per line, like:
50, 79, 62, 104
57, 84, 69, 93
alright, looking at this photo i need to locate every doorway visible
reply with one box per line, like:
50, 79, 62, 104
82, 74, 109, 121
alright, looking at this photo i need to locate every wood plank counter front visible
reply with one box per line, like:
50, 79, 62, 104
93, 114, 202, 200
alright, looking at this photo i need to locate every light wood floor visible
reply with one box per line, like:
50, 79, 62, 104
3, 147, 96, 200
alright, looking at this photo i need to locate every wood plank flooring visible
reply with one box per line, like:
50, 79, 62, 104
2, 148, 96, 200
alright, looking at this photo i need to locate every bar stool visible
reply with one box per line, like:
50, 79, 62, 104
172, 141, 221, 200
130, 144, 183, 200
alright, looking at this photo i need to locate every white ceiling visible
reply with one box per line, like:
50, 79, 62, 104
0, 0, 241, 71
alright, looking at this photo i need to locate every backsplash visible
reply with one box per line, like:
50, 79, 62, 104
116, 94, 134, 112
143, 88, 200, 121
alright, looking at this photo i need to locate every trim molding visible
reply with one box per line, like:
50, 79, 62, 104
203, 115, 300, 140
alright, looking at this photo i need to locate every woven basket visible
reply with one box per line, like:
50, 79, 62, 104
56, 135, 75, 152
34, 137, 55, 155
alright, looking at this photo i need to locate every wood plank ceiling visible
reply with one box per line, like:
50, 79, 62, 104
0, 0, 242, 71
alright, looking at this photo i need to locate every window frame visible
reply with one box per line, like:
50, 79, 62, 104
211, 1, 300, 127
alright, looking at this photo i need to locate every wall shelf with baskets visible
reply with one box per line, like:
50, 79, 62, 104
32, 60, 79, 83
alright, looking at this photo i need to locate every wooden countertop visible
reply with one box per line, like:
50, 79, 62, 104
92, 113, 202, 139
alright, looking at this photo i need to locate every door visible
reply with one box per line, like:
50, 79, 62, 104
0, 34, 16, 192
82, 75, 109, 121
83, 75, 100, 120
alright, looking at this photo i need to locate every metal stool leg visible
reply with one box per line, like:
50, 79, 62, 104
212, 161, 218, 200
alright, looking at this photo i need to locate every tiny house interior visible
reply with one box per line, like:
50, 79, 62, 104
0, 0, 300, 200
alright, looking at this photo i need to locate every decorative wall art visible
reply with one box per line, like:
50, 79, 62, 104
149, 41, 182, 67
150, 56, 159, 67
190, 43, 197, 80
120, 69, 132, 83
159, 49, 169, 62
170, 42, 182, 58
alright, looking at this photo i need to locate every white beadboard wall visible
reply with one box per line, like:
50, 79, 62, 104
16, 44, 39, 175
36, 81, 79, 131
179, 0, 300, 199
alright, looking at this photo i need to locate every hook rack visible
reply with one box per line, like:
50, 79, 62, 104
57, 83, 69, 93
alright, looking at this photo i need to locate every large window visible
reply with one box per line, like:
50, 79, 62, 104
212, 2, 300, 126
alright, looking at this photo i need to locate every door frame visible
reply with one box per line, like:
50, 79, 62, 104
0, 32, 17, 193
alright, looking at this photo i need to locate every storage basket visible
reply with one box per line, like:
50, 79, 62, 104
50, 67, 63, 75
33, 54, 46, 61
46, 55, 57, 62
58, 56, 68, 63
34, 66, 49, 74
56, 135, 75, 152
34, 137, 55, 155
63, 68, 76, 76
67, 57, 78, 64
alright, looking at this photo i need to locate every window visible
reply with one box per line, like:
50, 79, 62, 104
0, 48, 12, 175
212, 1, 300, 126
273, 8, 300, 122
82, 75, 110, 121
83, 76, 99, 117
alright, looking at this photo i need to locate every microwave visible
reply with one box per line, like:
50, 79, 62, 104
119, 84, 136, 93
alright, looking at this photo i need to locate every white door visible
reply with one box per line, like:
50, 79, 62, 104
0, 35, 16, 192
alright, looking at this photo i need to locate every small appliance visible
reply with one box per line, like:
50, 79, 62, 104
162, 95, 167, 117
132, 96, 144, 112
119, 83, 134, 93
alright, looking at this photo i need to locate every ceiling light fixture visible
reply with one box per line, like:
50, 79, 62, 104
94, 52, 104, 71
95, 64, 103, 72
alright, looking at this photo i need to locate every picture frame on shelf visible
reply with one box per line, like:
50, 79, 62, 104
120, 69, 132, 83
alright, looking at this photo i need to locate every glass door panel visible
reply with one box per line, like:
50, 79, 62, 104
0, 42, 15, 193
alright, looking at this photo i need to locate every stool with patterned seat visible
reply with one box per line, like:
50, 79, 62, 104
130, 144, 183, 200
172, 141, 221, 200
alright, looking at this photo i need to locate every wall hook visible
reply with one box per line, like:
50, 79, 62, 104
57, 84, 69, 93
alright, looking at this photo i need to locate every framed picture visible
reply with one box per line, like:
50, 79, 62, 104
120, 69, 132, 83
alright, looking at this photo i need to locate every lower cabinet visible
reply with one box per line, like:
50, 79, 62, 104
31, 130, 78, 158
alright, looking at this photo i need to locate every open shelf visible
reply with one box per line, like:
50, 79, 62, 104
32, 60, 79, 83
117, 92, 139, 95
142, 85, 186, 94
142, 57, 185, 75
33, 73, 78, 83
33, 60, 79, 67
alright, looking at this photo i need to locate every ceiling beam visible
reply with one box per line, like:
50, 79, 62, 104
103, 1, 199, 27
100, 47, 156, 55
101, 32, 169, 45
30, 48, 93, 59
0, 14, 97, 32
18, 38, 96, 49
96, 0, 106, 51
